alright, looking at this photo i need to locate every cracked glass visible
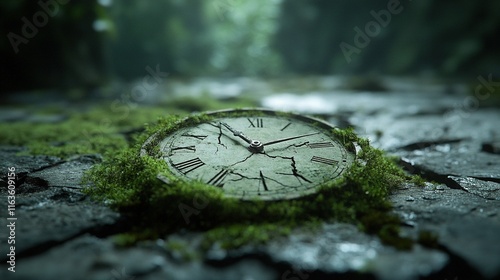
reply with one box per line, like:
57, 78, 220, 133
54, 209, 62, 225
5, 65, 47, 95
158, 109, 356, 200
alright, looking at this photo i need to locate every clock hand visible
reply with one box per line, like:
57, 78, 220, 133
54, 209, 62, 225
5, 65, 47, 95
263, 132, 320, 146
220, 122, 252, 144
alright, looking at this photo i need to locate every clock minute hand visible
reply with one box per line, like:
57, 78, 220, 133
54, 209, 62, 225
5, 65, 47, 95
220, 122, 252, 144
263, 132, 320, 146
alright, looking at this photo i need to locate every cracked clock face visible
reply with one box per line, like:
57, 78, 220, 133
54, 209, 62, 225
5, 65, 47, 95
148, 109, 356, 200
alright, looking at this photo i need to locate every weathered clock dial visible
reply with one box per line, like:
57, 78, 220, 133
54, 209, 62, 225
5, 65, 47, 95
143, 109, 356, 200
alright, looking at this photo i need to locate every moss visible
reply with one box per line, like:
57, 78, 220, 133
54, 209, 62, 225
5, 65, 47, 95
360, 211, 413, 250
82, 111, 424, 251
112, 233, 142, 247
165, 239, 200, 261
0, 105, 170, 158
417, 230, 439, 248
202, 223, 292, 250
411, 175, 427, 187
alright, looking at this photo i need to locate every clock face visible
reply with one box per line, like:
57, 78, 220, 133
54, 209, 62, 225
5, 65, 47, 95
145, 109, 356, 200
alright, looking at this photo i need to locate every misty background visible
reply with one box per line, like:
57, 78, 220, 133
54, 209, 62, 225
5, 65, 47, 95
2, 0, 500, 93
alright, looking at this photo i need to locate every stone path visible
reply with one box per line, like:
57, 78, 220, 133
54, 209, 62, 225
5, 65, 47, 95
1, 77, 499, 280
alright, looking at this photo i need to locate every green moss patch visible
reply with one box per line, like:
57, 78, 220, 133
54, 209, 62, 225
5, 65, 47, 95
83, 111, 422, 251
0, 95, 258, 158
0, 105, 169, 158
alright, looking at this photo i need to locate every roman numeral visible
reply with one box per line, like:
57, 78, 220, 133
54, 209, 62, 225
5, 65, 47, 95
171, 145, 196, 152
308, 142, 334, 149
311, 156, 338, 166
280, 122, 292, 131
173, 157, 205, 174
181, 133, 207, 140
247, 118, 264, 128
207, 169, 229, 187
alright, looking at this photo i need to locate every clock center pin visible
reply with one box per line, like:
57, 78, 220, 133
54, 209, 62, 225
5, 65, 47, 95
249, 139, 264, 153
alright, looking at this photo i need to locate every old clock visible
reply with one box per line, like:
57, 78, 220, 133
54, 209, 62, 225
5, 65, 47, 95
141, 109, 356, 200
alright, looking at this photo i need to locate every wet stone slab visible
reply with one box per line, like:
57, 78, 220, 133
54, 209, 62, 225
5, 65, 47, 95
353, 109, 500, 151
391, 184, 500, 279
0, 146, 62, 175
26, 155, 101, 189
398, 149, 500, 180
0, 201, 120, 256
396, 148, 500, 203
0, 151, 119, 259
447, 176, 500, 200
0, 234, 279, 280
206, 223, 449, 280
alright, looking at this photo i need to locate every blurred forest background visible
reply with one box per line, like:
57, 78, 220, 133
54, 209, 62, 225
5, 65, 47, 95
1, 0, 500, 93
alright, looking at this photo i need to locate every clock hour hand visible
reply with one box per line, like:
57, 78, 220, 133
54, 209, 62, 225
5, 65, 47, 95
220, 122, 252, 144
263, 132, 320, 146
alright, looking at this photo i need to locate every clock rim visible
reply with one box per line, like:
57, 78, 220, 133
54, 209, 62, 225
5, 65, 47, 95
140, 108, 358, 201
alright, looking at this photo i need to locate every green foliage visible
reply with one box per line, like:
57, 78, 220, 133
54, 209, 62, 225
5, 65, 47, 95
107, 0, 283, 78
164, 239, 200, 261
83, 114, 421, 250
202, 223, 292, 250
274, 0, 500, 76
205, 0, 283, 76
0, 105, 169, 158
411, 175, 426, 187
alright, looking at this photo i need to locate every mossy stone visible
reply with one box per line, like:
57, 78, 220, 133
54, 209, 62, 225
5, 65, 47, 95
82, 110, 425, 250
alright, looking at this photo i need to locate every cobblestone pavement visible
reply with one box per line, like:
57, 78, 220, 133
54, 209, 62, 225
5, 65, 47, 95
1, 77, 499, 280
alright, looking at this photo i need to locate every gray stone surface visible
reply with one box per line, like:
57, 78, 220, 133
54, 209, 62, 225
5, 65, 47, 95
261, 224, 448, 280
0, 235, 278, 280
0, 200, 119, 254
398, 150, 500, 181
0, 146, 62, 175
0, 109, 27, 122
391, 184, 500, 278
0, 154, 119, 258
448, 176, 500, 200
27, 155, 100, 189
0, 108, 66, 124
1, 77, 500, 279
